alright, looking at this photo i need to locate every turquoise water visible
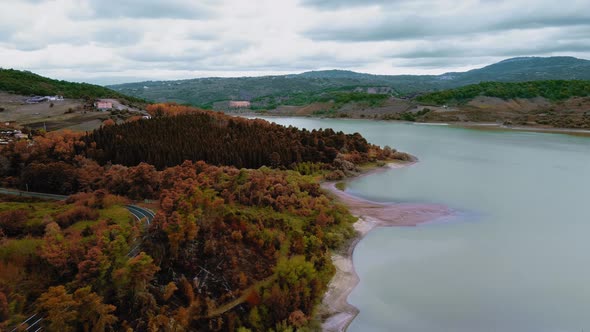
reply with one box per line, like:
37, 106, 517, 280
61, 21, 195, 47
260, 118, 590, 332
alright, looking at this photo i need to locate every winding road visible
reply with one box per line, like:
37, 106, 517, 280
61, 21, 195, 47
1, 188, 155, 332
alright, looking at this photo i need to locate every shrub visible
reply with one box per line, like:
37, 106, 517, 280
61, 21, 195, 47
54, 206, 99, 228
0, 209, 28, 237
325, 170, 345, 181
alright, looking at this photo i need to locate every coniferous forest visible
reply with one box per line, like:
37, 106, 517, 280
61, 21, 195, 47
82, 104, 381, 169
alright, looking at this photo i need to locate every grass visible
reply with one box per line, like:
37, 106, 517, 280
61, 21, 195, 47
68, 220, 99, 231
0, 199, 133, 236
335, 182, 347, 191
99, 205, 132, 225
0, 238, 43, 261
356, 160, 389, 172
0, 201, 68, 228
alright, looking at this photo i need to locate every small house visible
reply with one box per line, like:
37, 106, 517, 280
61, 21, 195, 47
25, 96, 48, 104
229, 101, 251, 108
95, 101, 113, 111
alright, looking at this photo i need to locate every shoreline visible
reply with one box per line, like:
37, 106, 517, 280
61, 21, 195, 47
234, 113, 590, 137
449, 122, 590, 137
318, 162, 453, 331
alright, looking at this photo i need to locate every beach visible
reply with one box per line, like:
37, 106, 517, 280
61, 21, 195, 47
319, 162, 453, 331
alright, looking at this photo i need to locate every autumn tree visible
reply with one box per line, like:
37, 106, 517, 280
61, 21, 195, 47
39, 222, 71, 275
0, 291, 8, 322
36, 286, 78, 332
73, 286, 117, 332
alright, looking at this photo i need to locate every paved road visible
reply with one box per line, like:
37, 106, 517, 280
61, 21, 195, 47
0, 188, 67, 200
125, 204, 155, 257
2, 188, 155, 331
0, 188, 155, 224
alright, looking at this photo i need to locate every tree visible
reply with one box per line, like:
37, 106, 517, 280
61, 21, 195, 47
102, 119, 115, 127
36, 286, 78, 332
113, 252, 159, 297
39, 222, 70, 274
77, 246, 111, 288
73, 286, 117, 332
0, 291, 8, 322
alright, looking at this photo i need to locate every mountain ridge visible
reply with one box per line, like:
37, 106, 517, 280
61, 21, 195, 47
106, 56, 590, 106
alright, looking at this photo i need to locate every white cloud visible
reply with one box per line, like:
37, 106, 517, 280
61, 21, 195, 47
0, 0, 588, 84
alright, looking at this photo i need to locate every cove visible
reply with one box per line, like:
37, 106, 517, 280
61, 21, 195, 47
258, 118, 590, 332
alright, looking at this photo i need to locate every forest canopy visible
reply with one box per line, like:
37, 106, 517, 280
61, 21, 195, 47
0, 104, 408, 331
0, 104, 406, 195
416, 80, 590, 105
81, 104, 387, 169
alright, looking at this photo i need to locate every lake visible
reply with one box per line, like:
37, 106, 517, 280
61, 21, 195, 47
259, 118, 590, 332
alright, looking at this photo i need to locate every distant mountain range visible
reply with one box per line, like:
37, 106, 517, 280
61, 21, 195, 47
108, 56, 590, 106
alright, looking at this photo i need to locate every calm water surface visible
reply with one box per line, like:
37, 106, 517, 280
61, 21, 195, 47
260, 118, 590, 332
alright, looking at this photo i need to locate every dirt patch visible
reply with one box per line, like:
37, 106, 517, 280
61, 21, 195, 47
0, 92, 141, 131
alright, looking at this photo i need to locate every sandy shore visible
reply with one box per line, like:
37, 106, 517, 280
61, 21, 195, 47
235, 113, 590, 137
319, 162, 452, 332
449, 122, 590, 137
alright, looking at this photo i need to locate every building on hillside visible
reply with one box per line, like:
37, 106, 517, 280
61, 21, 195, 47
25, 96, 63, 104
229, 101, 251, 108
0, 128, 27, 143
25, 96, 48, 104
95, 101, 113, 111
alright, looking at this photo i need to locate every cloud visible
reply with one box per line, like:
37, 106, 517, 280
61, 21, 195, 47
121, 40, 252, 64
72, 0, 215, 19
300, 0, 396, 9
0, 0, 589, 84
304, 1, 590, 41
93, 27, 144, 47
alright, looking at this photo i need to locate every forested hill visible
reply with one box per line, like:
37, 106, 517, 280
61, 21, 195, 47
107, 56, 590, 106
0, 109, 402, 331
0, 68, 144, 103
416, 80, 590, 105
81, 104, 399, 170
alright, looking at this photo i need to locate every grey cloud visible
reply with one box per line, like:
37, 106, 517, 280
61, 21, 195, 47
126, 50, 371, 73
2, 34, 89, 51
393, 41, 590, 60
304, 3, 590, 42
0, 27, 12, 43
394, 57, 489, 68
300, 0, 398, 9
184, 30, 218, 41
73, 0, 214, 19
93, 28, 144, 46
121, 40, 251, 63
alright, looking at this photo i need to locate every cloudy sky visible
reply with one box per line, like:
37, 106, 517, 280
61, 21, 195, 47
1, 0, 589, 84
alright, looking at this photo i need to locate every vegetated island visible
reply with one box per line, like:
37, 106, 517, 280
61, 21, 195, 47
0, 104, 448, 331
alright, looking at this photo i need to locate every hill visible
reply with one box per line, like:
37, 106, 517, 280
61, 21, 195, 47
416, 80, 590, 105
0, 68, 144, 104
81, 103, 403, 170
0, 106, 407, 331
108, 74, 403, 107
452, 57, 590, 84
242, 80, 590, 130
0, 69, 148, 132
108, 56, 590, 106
